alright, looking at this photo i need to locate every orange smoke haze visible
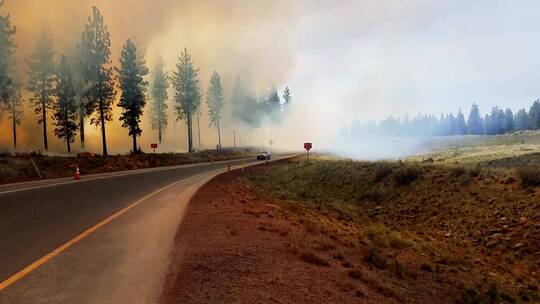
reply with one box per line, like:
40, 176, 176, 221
0, 0, 298, 154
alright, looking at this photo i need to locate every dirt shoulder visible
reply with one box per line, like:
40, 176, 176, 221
159, 159, 537, 303
160, 164, 394, 304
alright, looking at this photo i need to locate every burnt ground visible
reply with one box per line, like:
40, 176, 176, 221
159, 158, 540, 303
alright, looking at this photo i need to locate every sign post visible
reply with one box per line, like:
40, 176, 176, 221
151, 143, 158, 155
304, 142, 312, 162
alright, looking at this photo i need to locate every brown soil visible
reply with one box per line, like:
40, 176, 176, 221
159, 163, 499, 304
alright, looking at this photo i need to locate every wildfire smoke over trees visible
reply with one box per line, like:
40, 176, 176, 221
0, 1, 295, 154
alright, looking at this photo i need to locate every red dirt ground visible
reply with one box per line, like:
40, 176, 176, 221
159, 163, 485, 304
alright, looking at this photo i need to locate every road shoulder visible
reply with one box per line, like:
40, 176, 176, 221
159, 165, 424, 303
0, 172, 217, 304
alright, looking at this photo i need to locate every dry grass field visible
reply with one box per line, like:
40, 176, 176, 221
409, 130, 540, 166
245, 154, 540, 303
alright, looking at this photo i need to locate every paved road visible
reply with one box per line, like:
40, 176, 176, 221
0, 157, 278, 303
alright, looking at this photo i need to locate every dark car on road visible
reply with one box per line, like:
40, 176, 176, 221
256, 151, 271, 160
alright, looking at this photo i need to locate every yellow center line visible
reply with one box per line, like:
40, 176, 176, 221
0, 157, 295, 292
0, 171, 216, 292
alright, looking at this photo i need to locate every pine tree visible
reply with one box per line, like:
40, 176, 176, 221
483, 114, 491, 135
437, 113, 445, 135
467, 103, 483, 135
529, 100, 540, 130
28, 25, 55, 151
70, 49, 87, 150
282, 86, 292, 116
503, 108, 514, 133
267, 85, 281, 121
117, 39, 148, 154
79, 6, 115, 156
7, 87, 22, 149
455, 110, 467, 135
53, 56, 78, 153
282, 86, 292, 104
489, 106, 505, 135
206, 71, 225, 149
0, 0, 16, 111
149, 56, 169, 144
447, 113, 456, 135
514, 108, 529, 131
172, 48, 200, 153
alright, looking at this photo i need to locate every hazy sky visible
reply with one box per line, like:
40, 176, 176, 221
2, 0, 540, 152
290, 0, 540, 123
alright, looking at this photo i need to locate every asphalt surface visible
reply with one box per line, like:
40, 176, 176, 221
0, 157, 271, 303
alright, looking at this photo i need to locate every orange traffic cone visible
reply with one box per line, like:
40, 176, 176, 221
74, 167, 81, 180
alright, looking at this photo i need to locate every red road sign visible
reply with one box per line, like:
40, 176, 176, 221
304, 142, 312, 151
151, 143, 158, 149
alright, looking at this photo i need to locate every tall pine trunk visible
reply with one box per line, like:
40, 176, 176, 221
67, 129, 71, 153
217, 116, 221, 150
12, 106, 17, 149
158, 123, 162, 144
66, 110, 71, 153
197, 111, 201, 147
187, 112, 193, 153
99, 99, 107, 156
98, 74, 108, 156
79, 108, 85, 151
132, 134, 137, 154
42, 100, 48, 151
158, 102, 162, 144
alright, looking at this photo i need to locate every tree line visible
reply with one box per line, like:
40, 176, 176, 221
349, 101, 540, 138
0, 4, 293, 155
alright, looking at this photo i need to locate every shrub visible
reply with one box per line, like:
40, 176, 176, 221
364, 248, 389, 270
359, 188, 385, 203
451, 166, 466, 177
420, 263, 433, 272
348, 269, 363, 280
299, 251, 330, 267
517, 166, 540, 187
393, 165, 423, 186
458, 284, 501, 304
373, 162, 394, 182
390, 260, 417, 279
467, 165, 481, 178
388, 231, 414, 249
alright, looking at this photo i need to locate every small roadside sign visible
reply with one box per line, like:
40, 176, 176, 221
304, 142, 312, 161
151, 143, 158, 155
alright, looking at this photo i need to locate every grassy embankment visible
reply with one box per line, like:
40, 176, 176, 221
0, 148, 256, 184
249, 154, 539, 303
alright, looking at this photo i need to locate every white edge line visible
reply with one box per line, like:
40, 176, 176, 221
0, 168, 227, 291
0, 155, 298, 290
0, 158, 255, 195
